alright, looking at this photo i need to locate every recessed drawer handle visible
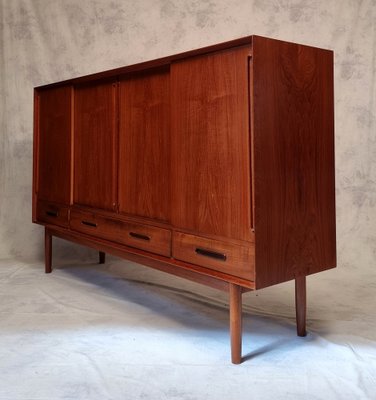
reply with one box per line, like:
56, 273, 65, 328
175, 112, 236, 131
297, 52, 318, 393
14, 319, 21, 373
195, 248, 227, 261
46, 210, 58, 217
129, 232, 150, 241
81, 220, 97, 228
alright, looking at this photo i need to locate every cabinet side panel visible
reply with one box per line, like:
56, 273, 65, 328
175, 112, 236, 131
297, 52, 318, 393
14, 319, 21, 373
32, 89, 39, 222
252, 36, 336, 288
36, 86, 72, 205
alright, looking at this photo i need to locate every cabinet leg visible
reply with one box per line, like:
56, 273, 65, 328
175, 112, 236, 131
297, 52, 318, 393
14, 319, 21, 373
229, 283, 242, 364
295, 276, 307, 337
99, 251, 106, 264
45, 228, 52, 274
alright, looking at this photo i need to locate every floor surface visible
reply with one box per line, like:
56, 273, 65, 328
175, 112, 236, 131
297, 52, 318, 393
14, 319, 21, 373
0, 256, 375, 399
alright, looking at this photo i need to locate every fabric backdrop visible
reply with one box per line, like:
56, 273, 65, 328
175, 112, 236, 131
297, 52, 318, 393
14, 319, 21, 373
1, 1, 376, 399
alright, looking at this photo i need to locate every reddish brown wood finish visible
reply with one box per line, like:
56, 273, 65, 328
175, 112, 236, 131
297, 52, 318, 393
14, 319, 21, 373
251, 36, 336, 289
33, 35, 336, 364
171, 46, 252, 241
229, 283, 242, 364
99, 251, 106, 264
47, 224, 253, 291
45, 228, 52, 273
32, 91, 39, 222
173, 231, 254, 280
70, 209, 171, 257
36, 86, 72, 205
36, 200, 69, 228
118, 68, 170, 222
73, 81, 118, 211
295, 276, 307, 336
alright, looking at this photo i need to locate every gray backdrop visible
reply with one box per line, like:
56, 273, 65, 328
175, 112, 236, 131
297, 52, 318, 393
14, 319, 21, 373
1, 0, 375, 271
1, 2, 376, 398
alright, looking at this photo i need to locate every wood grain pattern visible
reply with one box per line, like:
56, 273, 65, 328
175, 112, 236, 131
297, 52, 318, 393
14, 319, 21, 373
172, 231, 254, 280
36, 200, 69, 228
32, 90, 39, 222
33, 36, 336, 364
45, 228, 52, 273
119, 68, 170, 221
70, 204, 172, 230
73, 81, 118, 211
229, 283, 242, 364
171, 46, 252, 241
251, 36, 336, 289
295, 276, 307, 336
48, 225, 254, 290
70, 209, 171, 257
36, 86, 72, 204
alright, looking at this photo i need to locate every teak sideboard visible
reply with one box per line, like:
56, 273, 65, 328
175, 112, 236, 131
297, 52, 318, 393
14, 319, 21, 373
32, 35, 336, 364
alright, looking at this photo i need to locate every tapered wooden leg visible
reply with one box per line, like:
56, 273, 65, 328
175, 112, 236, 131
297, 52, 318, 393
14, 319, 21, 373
295, 276, 307, 337
99, 251, 106, 264
229, 283, 242, 364
45, 228, 52, 274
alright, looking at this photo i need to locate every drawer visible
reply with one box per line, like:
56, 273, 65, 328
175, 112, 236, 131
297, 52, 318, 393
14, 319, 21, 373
70, 209, 171, 257
36, 200, 69, 228
172, 232, 254, 280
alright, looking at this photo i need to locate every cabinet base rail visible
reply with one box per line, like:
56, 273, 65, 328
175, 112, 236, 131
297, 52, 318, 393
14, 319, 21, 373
44, 227, 307, 364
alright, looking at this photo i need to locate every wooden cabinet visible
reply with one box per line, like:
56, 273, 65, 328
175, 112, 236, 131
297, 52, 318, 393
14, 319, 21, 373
33, 35, 336, 364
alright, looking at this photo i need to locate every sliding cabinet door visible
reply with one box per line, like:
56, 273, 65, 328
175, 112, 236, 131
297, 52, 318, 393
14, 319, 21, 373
36, 85, 72, 205
118, 68, 170, 222
171, 47, 252, 241
73, 81, 117, 211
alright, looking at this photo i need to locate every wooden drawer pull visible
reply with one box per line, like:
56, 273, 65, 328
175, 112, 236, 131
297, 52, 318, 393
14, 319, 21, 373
195, 247, 227, 261
129, 232, 150, 241
81, 220, 97, 228
46, 210, 58, 217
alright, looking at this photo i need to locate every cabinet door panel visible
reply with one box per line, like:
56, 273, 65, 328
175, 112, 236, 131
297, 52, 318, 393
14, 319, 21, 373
171, 47, 252, 241
37, 86, 71, 204
74, 81, 117, 211
119, 69, 170, 222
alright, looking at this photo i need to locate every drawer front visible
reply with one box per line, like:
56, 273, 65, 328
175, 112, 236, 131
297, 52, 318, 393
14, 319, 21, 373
70, 210, 171, 257
172, 232, 254, 280
36, 200, 69, 228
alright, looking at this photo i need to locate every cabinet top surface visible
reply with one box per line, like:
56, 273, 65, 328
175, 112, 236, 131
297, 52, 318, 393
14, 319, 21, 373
34, 35, 332, 90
